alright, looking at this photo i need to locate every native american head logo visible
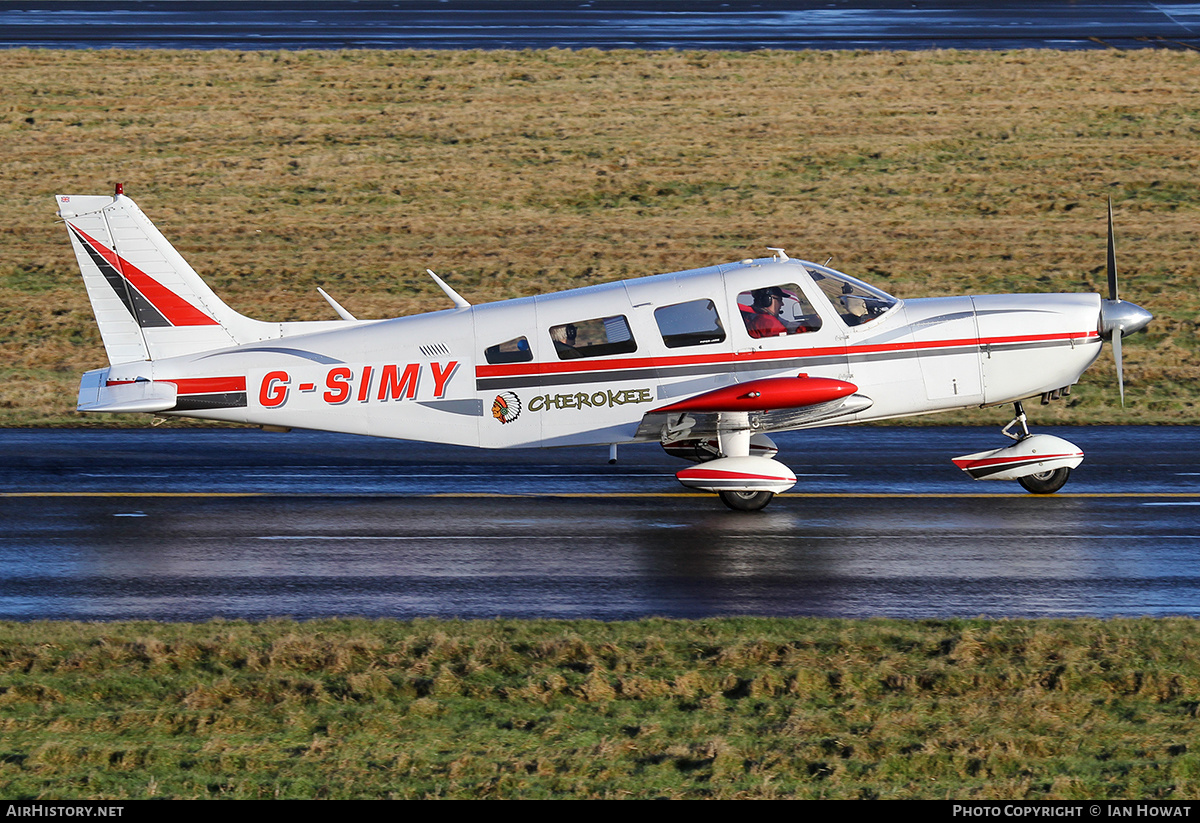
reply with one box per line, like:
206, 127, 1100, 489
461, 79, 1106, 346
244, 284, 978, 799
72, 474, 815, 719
491, 392, 521, 424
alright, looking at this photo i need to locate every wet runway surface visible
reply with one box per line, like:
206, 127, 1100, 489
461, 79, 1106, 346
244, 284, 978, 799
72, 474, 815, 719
2, 426, 1199, 621
2, 1, 1199, 51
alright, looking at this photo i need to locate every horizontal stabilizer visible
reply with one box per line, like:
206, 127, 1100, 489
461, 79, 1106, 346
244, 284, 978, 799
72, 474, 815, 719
77, 369, 177, 413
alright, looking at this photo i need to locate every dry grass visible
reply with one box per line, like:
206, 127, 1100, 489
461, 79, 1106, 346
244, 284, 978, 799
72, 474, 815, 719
2, 617, 1200, 799
3, 48, 1198, 425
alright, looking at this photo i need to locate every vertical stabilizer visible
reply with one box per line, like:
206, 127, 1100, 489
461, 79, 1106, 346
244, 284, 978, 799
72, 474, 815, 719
57, 191, 253, 364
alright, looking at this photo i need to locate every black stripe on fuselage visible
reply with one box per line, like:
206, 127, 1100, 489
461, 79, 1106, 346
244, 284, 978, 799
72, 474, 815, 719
172, 392, 248, 411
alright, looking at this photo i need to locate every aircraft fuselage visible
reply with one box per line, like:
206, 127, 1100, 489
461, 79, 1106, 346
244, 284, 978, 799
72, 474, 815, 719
89, 258, 1103, 449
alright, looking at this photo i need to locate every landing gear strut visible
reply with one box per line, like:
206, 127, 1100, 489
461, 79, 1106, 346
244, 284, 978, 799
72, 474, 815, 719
672, 411, 796, 511
1001, 400, 1032, 441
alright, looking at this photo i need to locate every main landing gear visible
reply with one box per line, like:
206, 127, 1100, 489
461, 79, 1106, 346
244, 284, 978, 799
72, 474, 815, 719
668, 412, 796, 512
951, 401, 1084, 494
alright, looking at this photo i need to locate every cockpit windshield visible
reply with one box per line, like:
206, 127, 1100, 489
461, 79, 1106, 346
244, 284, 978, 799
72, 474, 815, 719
805, 264, 899, 326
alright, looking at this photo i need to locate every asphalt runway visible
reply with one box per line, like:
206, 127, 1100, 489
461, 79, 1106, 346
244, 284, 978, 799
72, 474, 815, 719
2, 0, 1199, 50
2, 425, 1199, 621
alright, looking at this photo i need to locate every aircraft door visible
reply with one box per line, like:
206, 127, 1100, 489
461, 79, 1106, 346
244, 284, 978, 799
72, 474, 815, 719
723, 268, 850, 385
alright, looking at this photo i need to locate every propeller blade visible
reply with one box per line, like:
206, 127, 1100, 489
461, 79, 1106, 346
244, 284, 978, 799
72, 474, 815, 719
1107, 197, 1119, 302
1098, 199, 1152, 406
1112, 327, 1125, 407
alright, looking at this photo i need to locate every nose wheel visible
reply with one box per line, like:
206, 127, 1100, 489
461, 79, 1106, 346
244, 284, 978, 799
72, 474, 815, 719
1018, 467, 1072, 494
718, 490, 775, 512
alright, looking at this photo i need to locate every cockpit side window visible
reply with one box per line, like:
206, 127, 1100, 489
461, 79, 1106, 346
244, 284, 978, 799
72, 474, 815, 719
806, 267, 898, 326
654, 299, 726, 349
737, 283, 822, 339
550, 315, 637, 360
484, 335, 533, 364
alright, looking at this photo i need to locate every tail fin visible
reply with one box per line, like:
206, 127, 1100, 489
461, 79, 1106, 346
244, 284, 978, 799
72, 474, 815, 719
57, 189, 259, 364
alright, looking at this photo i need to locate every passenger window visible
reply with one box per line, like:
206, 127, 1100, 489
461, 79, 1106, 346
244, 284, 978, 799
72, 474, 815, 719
484, 336, 532, 364
655, 299, 726, 349
550, 316, 637, 360
737, 284, 822, 339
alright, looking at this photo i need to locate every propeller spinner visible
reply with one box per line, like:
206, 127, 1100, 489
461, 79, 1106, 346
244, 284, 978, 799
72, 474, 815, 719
1097, 199, 1153, 405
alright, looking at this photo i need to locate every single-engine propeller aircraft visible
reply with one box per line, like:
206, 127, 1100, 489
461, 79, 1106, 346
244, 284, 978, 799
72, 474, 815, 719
58, 186, 1152, 510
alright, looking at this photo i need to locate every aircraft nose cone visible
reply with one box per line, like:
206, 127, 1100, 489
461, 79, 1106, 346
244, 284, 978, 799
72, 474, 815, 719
1099, 299, 1153, 339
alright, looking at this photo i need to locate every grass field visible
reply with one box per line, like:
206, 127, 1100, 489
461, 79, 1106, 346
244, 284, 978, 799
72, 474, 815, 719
3, 617, 1200, 800
2, 48, 1198, 426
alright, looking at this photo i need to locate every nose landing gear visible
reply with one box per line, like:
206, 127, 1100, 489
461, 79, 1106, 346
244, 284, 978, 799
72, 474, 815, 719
952, 401, 1084, 494
1017, 467, 1072, 494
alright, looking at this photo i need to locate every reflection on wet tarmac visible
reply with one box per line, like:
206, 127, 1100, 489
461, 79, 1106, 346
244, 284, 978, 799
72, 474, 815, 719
2, 427, 1199, 620
2, 1, 1198, 51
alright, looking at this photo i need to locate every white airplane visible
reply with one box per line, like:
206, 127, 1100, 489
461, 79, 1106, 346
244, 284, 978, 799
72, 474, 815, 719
57, 186, 1152, 511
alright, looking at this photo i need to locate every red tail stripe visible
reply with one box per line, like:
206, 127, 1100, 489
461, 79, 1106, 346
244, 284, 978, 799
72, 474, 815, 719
107, 377, 246, 395
71, 224, 218, 327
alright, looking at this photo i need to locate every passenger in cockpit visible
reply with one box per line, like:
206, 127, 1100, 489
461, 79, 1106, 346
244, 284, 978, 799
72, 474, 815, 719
552, 323, 580, 358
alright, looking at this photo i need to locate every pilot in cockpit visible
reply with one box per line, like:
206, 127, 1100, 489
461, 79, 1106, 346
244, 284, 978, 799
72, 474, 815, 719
745, 287, 789, 339
744, 285, 822, 338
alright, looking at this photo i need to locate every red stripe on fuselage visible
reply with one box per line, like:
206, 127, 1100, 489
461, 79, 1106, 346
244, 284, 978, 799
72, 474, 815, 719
70, 224, 218, 327
475, 330, 1099, 380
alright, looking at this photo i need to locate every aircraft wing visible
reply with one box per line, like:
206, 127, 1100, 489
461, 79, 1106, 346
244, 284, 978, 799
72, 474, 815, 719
633, 375, 873, 442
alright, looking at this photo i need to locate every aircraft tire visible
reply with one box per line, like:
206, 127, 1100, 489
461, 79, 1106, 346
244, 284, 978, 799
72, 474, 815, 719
1018, 467, 1071, 494
718, 490, 774, 511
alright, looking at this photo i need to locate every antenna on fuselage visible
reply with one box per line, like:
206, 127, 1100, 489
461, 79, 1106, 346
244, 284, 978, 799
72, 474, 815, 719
426, 269, 471, 309
316, 287, 358, 321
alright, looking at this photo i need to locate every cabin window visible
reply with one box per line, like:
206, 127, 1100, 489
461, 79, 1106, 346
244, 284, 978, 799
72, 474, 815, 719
806, 267, 898, 326
550, 315, 637, 360
654, 299, 726, 349
737, 283, 822, 339
484, 336, 532, 364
